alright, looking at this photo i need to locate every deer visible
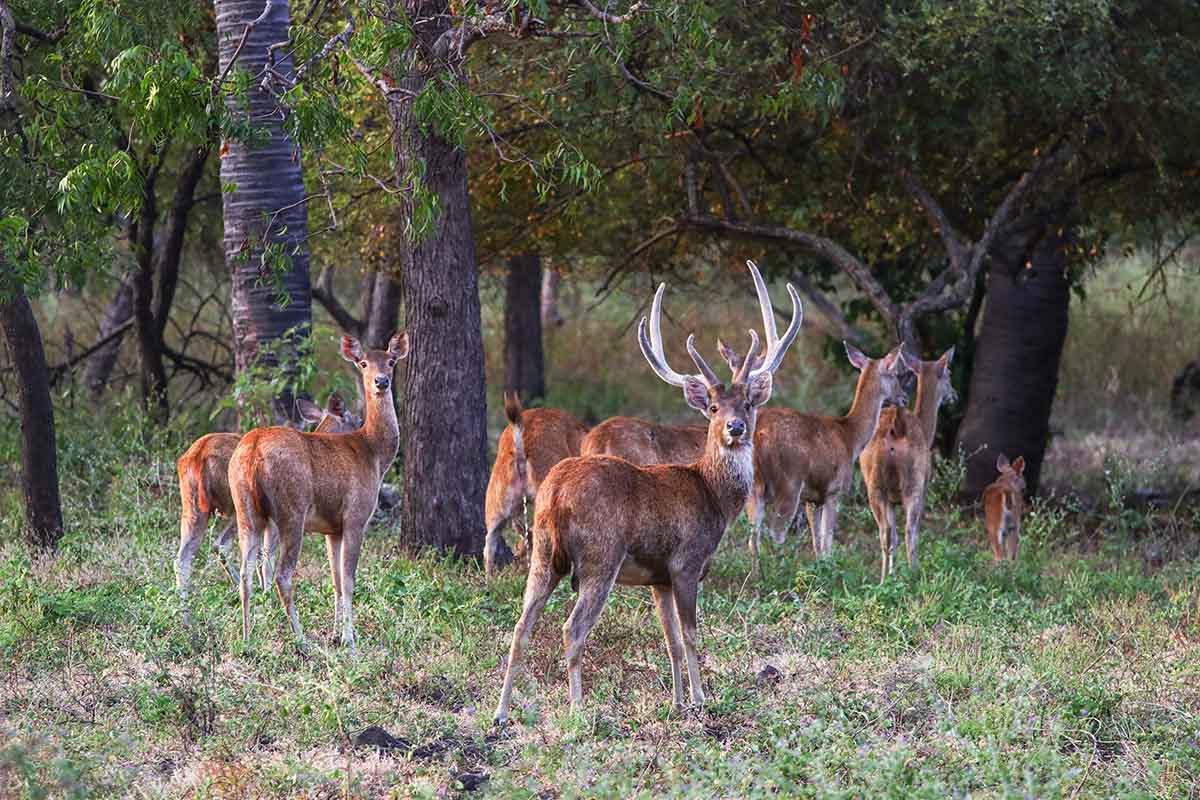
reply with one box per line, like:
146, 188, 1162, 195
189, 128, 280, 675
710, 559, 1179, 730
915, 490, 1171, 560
859, 347, 957, 582
484, 391, 589, 579
982, 454, 1026, 562
174, 393, 361, 621
495, 260, 801, 724
228, 332, 409, 650
746, 341, 908, 578
579, 416, 707, 466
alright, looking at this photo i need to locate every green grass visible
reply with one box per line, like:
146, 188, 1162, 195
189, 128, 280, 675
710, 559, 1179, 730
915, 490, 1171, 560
1, 409, 1198, 799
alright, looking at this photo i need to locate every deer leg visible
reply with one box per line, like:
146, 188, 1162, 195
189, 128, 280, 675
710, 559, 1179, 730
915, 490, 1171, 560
805, 503, 822, 558
271, 513, 307, 647
212, 518, 240, 588
671, 578, 706, 707
1007, 518, 1021, 560
652, 585, 686, 710
903, 495, 924, 571
745, 486, 765, 582
563, 563, 620, 712
175, 503, 209, 623
819, 498, 840, 556
258, 523, 279, 593
495, 560, 563, 725
236, 522, 262, 644
325, 533, 344, 639
866, 491, 891, 583
337, 518, 370, 652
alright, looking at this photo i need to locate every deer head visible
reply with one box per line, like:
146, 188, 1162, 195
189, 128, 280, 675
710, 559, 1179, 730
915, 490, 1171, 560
295, 392, 363, 430
845, 342, 908, 407
341, 333, 410, 398
995, 453, 1027, 492
899, 346, 958, 407
637, 260, 802, 449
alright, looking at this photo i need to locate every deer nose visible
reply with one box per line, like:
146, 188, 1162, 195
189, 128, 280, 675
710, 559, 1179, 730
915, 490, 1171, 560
726, 418, 746, 438
374, 375, 391, 391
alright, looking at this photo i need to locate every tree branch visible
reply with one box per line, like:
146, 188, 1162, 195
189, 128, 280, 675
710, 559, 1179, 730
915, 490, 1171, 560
47, 318, 135, 386
311, 266, 363, 337
901, 169, 969, 269
788, 271, 868, 345
574, 0, 643, 25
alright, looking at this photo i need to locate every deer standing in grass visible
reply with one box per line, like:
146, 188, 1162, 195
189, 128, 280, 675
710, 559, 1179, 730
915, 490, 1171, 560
228, 332, 409, 649
175, 394, 360, 621
579, 416, 707, 466
495, 261, 801, 723
485, 392, 588, 579
747, 342, 908, 578
982, 454, 1026, 562
859, 348, 957, 582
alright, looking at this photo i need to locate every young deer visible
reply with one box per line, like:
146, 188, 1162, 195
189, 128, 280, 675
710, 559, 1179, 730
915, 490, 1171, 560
174, 394, 360, 620
579, 416, 707, 466
495, 261, 801, 723
747, 342, 908, 576
484, 391, 589, 579
859, 348, 956, 582
982, 454, 1026, 562
228, 332, 409, 649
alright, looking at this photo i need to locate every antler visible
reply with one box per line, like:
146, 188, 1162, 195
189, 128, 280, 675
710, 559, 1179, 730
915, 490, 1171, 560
743, 260, 803, 382
638, 283, 719, 388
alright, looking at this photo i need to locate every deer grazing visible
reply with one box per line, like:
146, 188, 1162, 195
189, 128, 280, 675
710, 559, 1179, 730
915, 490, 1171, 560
982, 454, 1026, 562
579, 416, 706, 466
495, 261, 801, 723
174, 393, 360, 621
859, 348, 956, 582
228, 332, 409, 649
484, 392, 588, 579
746, 341, 908, 577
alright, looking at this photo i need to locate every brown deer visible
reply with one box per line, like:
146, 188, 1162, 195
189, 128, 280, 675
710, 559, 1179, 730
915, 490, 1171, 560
228, 332, 409, 650
484, 392, 589, 579
174, 394, 360, 620
859, 348, 956, 582
747, 342, 908, 577
579, 416, 707, 466
495, 261, 801, 723
982, 454, 1026, 562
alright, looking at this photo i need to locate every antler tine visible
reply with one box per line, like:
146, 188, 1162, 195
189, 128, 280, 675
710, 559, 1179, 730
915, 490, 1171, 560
686, 334, 721, 387
749, 282, 803, 380
746, 260, 778, 346
733, 329, 760, 384
638, 317, 688, 387
638, 284, 705, 388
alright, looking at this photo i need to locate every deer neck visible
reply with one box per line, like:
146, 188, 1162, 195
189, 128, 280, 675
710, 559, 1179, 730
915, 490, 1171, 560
912, 369, 942, 448
697, 435, 755, 522
843, 363, 885, 457
362, 388, 400, 478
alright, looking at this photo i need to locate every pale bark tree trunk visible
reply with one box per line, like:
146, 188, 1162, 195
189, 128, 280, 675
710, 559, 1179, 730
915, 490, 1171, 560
956, 220, 1072, 497
387, 1, 488, 558
541, 267, 564, 328
216, 0, 312, 422
84, 273, 134, 393
504, 253, 545, 403
0, 284, 64, 550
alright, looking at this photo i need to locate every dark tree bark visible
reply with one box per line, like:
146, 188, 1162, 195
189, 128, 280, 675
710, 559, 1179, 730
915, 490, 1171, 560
154, 146, 209, 344
131, 158, 170, 421
84, 272, 134, 394
387, 2, 488, 559
362, 271, 403, 351
0, 285, 64, 550
504, 253, 545, 403
216, 0, 312, 422
956, 220, 1072, 497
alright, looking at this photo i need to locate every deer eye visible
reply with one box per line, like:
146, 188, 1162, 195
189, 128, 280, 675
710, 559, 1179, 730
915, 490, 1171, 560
359, 361, 368, 369
387, 359, 396, 368
744, 402, 752, 411
709, 404, 718, 414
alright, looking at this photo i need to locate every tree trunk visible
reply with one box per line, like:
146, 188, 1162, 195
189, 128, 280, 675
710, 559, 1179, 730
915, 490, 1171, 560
216, 0, 312, 423
956, 221, 1071, 497
84, 272, 135, 394
388, 4, 488, 559
362, 271, 403, 351
0, 286, 64, 550
504, 253, 545, 403
541, 267, 564, 328
131, 163, 170, 421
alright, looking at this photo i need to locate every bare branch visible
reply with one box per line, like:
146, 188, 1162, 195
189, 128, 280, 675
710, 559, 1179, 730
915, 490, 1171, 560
788, 271, 868, 345
901, 170, 969, 269
311, 266, 363, 337
47, 318, 135, 386
574, 0, 644, 25
215, 0, 278, 92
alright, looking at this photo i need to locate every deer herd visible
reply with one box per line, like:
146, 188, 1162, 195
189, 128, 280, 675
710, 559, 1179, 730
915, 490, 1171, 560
173, 260, 1026, 723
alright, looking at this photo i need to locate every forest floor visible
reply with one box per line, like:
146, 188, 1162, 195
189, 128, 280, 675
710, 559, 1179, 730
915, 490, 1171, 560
1, 411, 1198, 800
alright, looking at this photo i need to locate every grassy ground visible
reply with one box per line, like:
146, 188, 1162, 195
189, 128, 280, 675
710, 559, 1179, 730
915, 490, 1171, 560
2, 408, 1198, 799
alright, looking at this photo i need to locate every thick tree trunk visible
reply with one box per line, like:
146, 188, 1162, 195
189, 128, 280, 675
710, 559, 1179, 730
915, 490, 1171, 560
0, 286, 64, 550
362, 271, 403, 351
541, 268, 564, 328
84, 272, 135, 394
388, 5, 488, 559
504, 253, 545, 403
956, 221, 1071, 497
216, 0, 312, 423
131, 166, 170, 421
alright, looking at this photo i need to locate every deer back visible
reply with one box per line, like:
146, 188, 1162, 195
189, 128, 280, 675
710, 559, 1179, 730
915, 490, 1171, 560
580, 417, 707, 466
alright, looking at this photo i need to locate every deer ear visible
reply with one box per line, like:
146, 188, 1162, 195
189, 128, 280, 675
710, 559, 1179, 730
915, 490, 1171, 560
844, 341, 870, 371
296, 397, 324, 423
996, 453, 1010, 471
747, 371, 773, 407
325, 392, 346, 416
897, 348, 919, 375
717, 338, 739, 371
342, 336, 365, 363
388, 331, 410, 359
682, 377, 710, 416
1012, 456, 1025, 474
939, 346, 955, 371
